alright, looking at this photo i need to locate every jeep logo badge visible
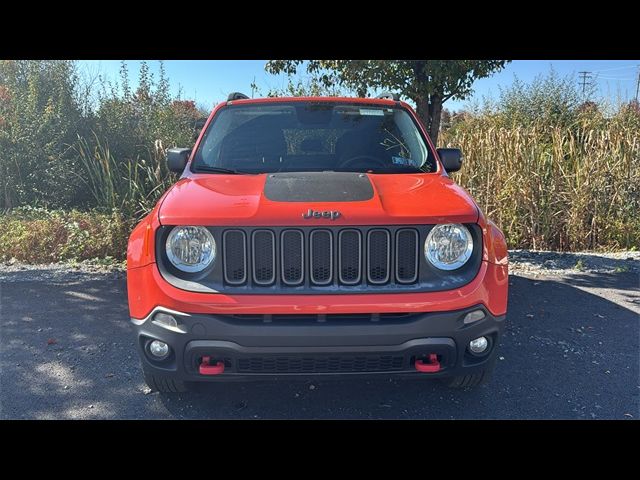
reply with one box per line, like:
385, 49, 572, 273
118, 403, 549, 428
302, 209, 341, 220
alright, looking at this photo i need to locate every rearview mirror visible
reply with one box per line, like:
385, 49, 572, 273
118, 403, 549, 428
436, 148, 463, 173
167, 148, 191, 173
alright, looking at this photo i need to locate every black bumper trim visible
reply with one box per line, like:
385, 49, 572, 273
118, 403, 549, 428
184, 338, 457, 376
133, 305, 505, 381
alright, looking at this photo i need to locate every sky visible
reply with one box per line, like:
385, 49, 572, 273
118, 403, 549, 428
78, 60, 640, 112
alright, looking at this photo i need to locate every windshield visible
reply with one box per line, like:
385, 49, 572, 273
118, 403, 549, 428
192, 102, 437, 174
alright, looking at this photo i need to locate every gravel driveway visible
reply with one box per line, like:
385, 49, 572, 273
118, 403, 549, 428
1, 251, 638, 419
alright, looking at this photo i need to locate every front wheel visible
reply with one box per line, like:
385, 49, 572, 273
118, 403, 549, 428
440, 366, 493, 389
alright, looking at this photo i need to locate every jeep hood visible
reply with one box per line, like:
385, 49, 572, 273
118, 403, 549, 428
157, 172, 479, 226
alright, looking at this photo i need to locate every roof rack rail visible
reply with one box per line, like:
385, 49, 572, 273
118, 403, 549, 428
227, 92, 250, 101
376, 92, 400, 101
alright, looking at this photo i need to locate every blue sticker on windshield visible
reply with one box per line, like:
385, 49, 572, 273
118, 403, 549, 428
392, 156, 418, 167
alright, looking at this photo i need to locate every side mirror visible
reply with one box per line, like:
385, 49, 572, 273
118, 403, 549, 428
167, 148, 191, 173
436, 148, 463, 173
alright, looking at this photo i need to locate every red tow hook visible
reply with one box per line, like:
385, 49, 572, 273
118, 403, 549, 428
415, 354, 441, 373
199, 356, 225, 376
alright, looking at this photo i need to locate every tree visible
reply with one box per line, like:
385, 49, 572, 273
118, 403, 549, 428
0, 60, 83, 208
266, 60, 510, 144
256, 74, 350, 98
497, 70, 588, 128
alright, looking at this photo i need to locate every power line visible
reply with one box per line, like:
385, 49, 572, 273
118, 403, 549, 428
595, 76, 634, 80
591, 65, 637, 73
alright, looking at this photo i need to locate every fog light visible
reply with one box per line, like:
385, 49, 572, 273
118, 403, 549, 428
469, 336, 489, 354
463, 310, 486, 324
149, 340, 170, 359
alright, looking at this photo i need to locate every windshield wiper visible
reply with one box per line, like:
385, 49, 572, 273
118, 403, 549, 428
193, 165, 252, 175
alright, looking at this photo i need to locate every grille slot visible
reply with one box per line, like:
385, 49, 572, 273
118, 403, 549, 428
281, 230, 304, 285
251, 230, 276, 285
310, 230, 333, 285
395, 229, 419, 283
237, 355, 404, 373
367, 229, 390, 284
222, 230, 247, 285
338, 229, 362, 285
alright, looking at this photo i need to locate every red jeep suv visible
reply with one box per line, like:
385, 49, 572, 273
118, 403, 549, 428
127, 93, 508, 392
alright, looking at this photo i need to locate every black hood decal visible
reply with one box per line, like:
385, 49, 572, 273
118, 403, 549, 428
264, 172, 374, 202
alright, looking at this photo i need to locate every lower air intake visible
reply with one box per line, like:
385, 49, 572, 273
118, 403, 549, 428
237, 355, 404, 373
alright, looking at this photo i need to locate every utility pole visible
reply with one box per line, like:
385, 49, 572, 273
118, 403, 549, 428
251, 76, 256, 98
635, 66, 640, 102
578, 71, 593, 96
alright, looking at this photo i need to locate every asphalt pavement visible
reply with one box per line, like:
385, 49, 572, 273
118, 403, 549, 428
1, 262, 638, 419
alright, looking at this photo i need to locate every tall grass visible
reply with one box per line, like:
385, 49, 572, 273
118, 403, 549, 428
441, 114, 640, 251
74, 132, 176, 220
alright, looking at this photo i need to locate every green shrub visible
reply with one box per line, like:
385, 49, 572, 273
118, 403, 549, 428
76, 62, 203, 219
1, 60, 206, 219
0, 60, 85, 209
0, 207, 132, 263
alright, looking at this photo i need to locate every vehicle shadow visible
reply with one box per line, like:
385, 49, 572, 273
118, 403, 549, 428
157, 273, 640, 420
559, 271, 640, 292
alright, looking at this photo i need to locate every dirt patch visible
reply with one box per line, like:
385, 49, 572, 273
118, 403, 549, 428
508, 250, 639, 276
0, 259, 125, 283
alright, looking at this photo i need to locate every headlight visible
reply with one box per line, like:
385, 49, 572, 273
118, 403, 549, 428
424, 224, 473, 270
165, 226, 216, 273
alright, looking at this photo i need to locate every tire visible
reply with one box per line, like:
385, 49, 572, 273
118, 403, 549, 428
143, 369, 189, 393
440, 367, 492, 389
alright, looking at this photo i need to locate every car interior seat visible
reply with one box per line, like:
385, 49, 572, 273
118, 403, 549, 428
219, 126, 288, 171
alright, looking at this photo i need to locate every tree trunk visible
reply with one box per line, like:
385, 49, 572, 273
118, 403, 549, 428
427, 93, 442, 146
414, 94, 442, 146
415, 96, 431, 140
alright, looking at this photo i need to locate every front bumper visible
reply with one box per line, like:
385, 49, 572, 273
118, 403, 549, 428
133, 305, 505, 381
127, 260, 509, 319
